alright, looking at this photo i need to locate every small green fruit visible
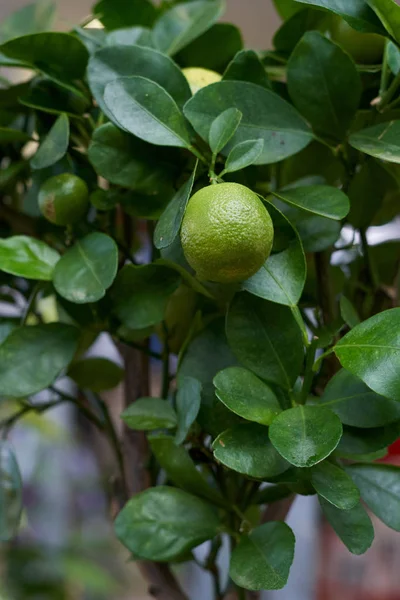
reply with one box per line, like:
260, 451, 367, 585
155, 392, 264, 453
38, 173, 89, 226
330, 17, 385, 64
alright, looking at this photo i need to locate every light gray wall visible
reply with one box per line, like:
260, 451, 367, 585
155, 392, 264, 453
0, 0, 280, 48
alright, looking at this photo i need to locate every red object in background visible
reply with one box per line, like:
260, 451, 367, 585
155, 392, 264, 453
387, 439, 400, 457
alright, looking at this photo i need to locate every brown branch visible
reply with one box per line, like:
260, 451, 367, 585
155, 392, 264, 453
117, 342, 188, 600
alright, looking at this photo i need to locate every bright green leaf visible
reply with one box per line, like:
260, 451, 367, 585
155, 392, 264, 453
175, 376, 202, 444
269, 405, 343, 467
209, 108, 242, 156
319, 497, 374, 554
0, 442, 22, 541
367, 0, 400, 44
31, 113, 69, 170
67, 357, 124, 392
293, 0, 385, 33
121, 398, 177, 430
272, 185, 350, 220
0, 236, 60, 280
311, 461, 360, 509
222, 139, 264, 175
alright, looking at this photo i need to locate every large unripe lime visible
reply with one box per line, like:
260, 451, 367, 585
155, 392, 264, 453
38, 173, 89, 226
181, 183, 274, 283
182, 67, 221, 94
330, 17, 385, 64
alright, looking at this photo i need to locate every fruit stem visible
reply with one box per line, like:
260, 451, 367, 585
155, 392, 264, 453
377, 70, 400, 111
188, 145, 208, 166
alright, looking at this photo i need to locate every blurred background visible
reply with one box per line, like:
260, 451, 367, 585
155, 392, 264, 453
1, 1, 400, 599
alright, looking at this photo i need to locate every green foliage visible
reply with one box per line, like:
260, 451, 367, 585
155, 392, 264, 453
2, 0, 400, 595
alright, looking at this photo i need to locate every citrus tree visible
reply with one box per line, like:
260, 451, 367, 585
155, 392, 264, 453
1, 0, 400, 597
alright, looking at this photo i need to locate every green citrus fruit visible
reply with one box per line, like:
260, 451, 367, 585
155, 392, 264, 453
180, 183, 274, 283
330, 17, 385, 64
182, 67, 222, 94
38, 173, 89, 226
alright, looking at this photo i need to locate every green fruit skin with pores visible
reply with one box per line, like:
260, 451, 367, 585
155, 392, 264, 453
39, 173, 89, 226
330, 17, 385, 64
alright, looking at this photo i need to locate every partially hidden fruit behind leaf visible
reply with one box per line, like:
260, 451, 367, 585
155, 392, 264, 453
182, 67, 222, 94
181, 182, 274, 283
330, 17, 385, 64
39, 173, 89, 226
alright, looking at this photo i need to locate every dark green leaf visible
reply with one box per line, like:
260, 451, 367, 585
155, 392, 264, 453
320, 368, 400, 427
184, 81, 313, 165
319, 497, 374, 554
87, 44, 191, 120
349, 121, 400, 163
222, 139, 264, 174
269, 406, 343, 467
345, 463, 400, 531
106, 26, 154, 47
293, 0, 385, 33
214, 367, 281, 425
19, 79, 88, 118
31, 113, 69, 170
340, 296, 360, 328
121, 398, 177, 430
0, 127, 31, 143
273, 8, 328, 53
336, 423, 400, 458
230, 522, 295, 591
0, 161, 27, 190
287, 31, 361, 140
152, 0, 225, 56
67, 357, 124, 392
93, 0, 157, 29
0, 324, 79, 398
273, 0, 303, 19
311, 461, 360, 509
335, 308, 400, 401
226, 293, 304, 389
175, 376, 202, 444
212, 423, 289, 479
0, 442, 22, 541
154, 166, 196, 250
0, 32, 88, 81
0, 235, 60, 280
346, 159, 394, 228
53, 233, 118, 304
223, 49, 271, 89
149, 434, 224, 505
209, 108, 242, 155
104, 76, 192, 148
241, 202, 306, 306
112, 264, 180, 329
88, 123, 175, 192
367, 0, 400, 44
272, 185, 350, 220
176, 23, 243, 72
114, 486, 220, 561
254, 484, 293, 505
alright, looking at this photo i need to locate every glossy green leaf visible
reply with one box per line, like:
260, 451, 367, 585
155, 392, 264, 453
67, 357, 124, 392
152, 0, 225, 56
230, 522, 295, 591
149, 434, 223, 505
0, 324, 79, 398
273, 8, 328, 53
213, 366, 281, 425
105, 26, 154, 47
104, 76, 192, 148
319, 498, 374, 554
288, 32, 361, 141
88, 123, 174, 192
175, 376, 202, 444
346, 463, 400, 530
177, 23, 243, 72
209, 108, 242, 156
387, 40, 400, 74
293, 0, 385, 33
340, 296, 360, 328
367, 0, 400, 44
121, 398, 177, 430
0, 236, 60, 280
336, 423, 400, 458
241, 202, 306, 306
154, 165, 196, 250
311, 461, 360, 509
53, 233, 118, 304
93, 0, 157, 29
0, 442, 22, 541
114, 486, 220, 561
0, 127, 31, 143
0, 0, 56, 43
223, 49, 271, 89
226, 293, 304, 389
87, 44, 191, 120
0, 32, 88, 81
335, 308, 400, 401
184, 81, 313, 165
112, 264, 180, 329
349, 121, 400, 163
269, 406, 343, 467
272, 185, 350, 220
222, 139, 264, 175
320, 368, 400, 427
31, 113, 69, 170
212, 423, 289, 479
